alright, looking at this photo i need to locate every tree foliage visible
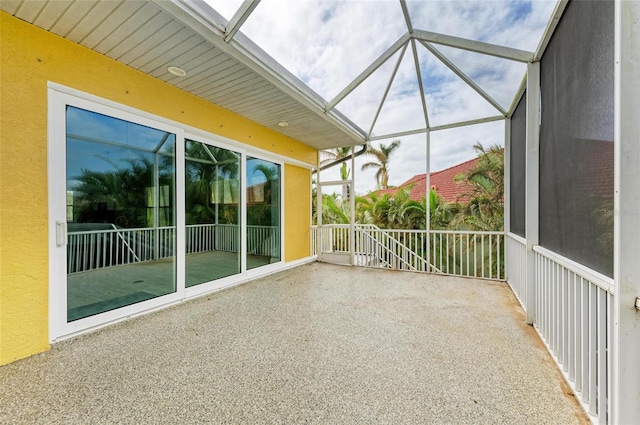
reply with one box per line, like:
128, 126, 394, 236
320, 147, 352, 181
361, 140, 401, 189
453, 142, 504, 231
317, 142, 502, 232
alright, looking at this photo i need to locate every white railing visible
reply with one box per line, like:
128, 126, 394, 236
506, 232, 527, 308
355, 226, 430, 272
533, 246, 613, 425
315, 224, 351, 253
67, 223, 279, 274
311, 225, 504, 280
430, 230, 503, 279
67, 226, 175, 274
247, 225, 280, 257
215, 224, 239, 252
186, 224, 216, 254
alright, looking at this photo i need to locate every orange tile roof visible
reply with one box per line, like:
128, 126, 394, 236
372, 157, 478, 204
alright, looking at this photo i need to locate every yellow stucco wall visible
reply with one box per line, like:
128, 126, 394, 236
284, 165, 312, 262
0, 12, 314, 365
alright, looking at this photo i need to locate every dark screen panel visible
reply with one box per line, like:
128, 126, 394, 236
539, 0, 614, 277
509, 92, 526, 238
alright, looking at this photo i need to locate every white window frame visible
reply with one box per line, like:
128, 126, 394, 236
48, 83, 295, 341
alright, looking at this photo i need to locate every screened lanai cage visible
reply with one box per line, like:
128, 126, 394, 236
2, 0, 638, 422
209, 2, 638, 423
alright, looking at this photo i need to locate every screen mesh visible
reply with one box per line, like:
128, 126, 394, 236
509, 92, 526, 238
539, 0, 614, 277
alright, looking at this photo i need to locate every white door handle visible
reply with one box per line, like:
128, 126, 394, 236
56, 221, 67, 246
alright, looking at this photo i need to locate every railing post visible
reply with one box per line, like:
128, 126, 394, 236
425, 130, 431, 273
525, 61, 540, 325
504, 117, 511, 282
613, 2, 640, 422
350, 149, 356, 265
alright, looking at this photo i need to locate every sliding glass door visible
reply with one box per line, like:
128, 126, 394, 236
65, 106, 176, 322
185, 140, 241, 286
51, 88, 286, 339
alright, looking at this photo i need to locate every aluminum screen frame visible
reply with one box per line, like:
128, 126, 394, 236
509, 91, 526, 238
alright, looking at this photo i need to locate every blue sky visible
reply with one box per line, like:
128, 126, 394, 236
206, 0, 556, 194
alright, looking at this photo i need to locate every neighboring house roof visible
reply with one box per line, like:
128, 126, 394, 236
373, 157, 478, 204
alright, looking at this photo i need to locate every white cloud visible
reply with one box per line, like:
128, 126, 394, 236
204, 0, 554, 194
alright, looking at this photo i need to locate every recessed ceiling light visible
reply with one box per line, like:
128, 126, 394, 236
167, 66, 187, 77
278, 121, 289, 127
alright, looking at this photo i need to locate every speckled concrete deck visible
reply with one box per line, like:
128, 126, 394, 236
0, 262, 588, 424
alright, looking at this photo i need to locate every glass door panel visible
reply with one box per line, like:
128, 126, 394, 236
246, 157, 281, 269
185, 140, 241, 286
66, 106, 176, 322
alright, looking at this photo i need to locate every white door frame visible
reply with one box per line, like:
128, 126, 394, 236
47, 84, 186, 341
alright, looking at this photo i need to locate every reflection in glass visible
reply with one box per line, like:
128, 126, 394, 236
66, 107, 176, 321
185, 140, 241, 286
246, 157, 281, 269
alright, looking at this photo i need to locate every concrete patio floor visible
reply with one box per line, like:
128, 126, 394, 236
0, 262, 588, 424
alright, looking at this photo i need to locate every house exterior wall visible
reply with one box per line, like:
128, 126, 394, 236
0, 12, 315, 365
284, 164, 311, 262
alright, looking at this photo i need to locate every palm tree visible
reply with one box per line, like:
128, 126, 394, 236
450, 143, 504, 277
453, 142, 504, 231
398, 187, 454, 230
248, 163, 280, 227
320, 147, 352, 181
184, 143, 240, 225
361, 139, 401, 189
72, 155, 157, 227
320, 147, 353, 202
321, 193, 350, 224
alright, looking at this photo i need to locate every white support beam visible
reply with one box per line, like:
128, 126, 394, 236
507, 74, 527, 118
524, 63, 540, 325
411, 39, 430, 129
326, 33, 411, 112
503, 117, 511, 281
367, 115, 505, 141
399, 0, 413, 34
421, 41, 507, 116
504, 117, 511, 235
349, 149, 356, 266
425, 130, 431, 271
369, 127, 427, 141
224, 0, 261, 42
613, 1, 640, 423
368, 43, 408, 137
413, 29, 534, 62
316, 151, 322, 258
533, 0, 569, 61
319, 179, 352, 187
430, 115, 504, 132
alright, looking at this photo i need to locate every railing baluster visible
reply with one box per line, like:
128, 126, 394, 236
466, 234, 470, 277
576, 276, 584, 393
489, 235, 493, 279
481, 234, 485, 278
596, 287, 607, 422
